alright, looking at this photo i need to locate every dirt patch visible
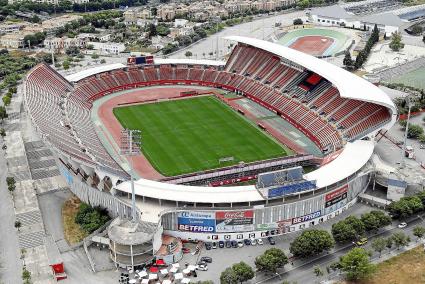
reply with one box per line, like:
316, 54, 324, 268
62, 195, 88, 245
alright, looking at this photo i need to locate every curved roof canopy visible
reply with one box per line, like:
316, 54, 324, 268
225, 36, 397, 117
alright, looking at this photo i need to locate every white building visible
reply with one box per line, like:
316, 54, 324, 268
308, 5, 404, 36
88, 42, 125, 55
174, 19, 188, 28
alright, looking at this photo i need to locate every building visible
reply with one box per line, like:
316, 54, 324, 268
308, 5, 404, 36
0, 33, 27, 48
44, 36, 86, 52
8, 0, 87, 3
0, 22, 27, 34
87, 42, 125, 55
174, 19, 188, 28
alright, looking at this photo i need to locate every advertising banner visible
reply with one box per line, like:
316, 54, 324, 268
215, 210, 254, 233
325, 185, 348, 202
177, 211, 215, 233
292, 210, 321, 225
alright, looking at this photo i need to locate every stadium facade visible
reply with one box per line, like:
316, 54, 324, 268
24, 36, 397, 263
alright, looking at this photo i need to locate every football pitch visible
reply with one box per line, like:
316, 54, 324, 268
113, 96, 292, 176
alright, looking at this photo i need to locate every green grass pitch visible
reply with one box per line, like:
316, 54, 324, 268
113, 96, 292, 176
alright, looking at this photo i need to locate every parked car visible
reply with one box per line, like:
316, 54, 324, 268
225, 241, 232, 248
257, 238, 264, 245
212, 242, 217, 249
244, 239, 251, 246
398, 222, 407, 228
197, 264, 208, 271
250, 238, 257, 246
355, 237, 368, 246
218, 241, 225, 248
197, 261, 207, 266
200, 256, 212, 263
231, 240, 238, 248
237, 240, 244, 248
182, 247, 191, 254
268, 236, 275, 245
205, 243, 212, 250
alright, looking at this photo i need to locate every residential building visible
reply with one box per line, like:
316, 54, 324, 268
44, 36, 86, 52
88, 42, 125, 55
0, 33, 27, 48
41, 15, 83, 33
0, 22, 27, 34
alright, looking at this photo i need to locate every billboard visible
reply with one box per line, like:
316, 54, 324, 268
177, 211, 215, 233
256, 219, 292, 232
215, 210, 254, 233
325, 185, 348, 208
292, 210, 321, 225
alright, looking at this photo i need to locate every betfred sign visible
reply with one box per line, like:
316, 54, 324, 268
325, 185, 348, 202
292, 211, 321, 225
178, 224, 215, 232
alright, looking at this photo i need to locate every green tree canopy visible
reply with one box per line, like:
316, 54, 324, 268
413, 226, 425, 240
387, 196, 423, 219
361, 210, 392, 232
392, 232, 410, 250
220, 267, 238, 284
232, 262, 255, 283
340, 247, 375, 281
332, 216, 365, 243
255, 248, 288, 273
371, 237, 386, 257
290, 229, 335, 258
389, 32, 405, 51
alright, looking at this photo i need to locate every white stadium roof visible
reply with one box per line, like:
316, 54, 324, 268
65, 63, 126, 82
224, 36, 397, 121
154, 58, 226, 66
116, 140, 374, 203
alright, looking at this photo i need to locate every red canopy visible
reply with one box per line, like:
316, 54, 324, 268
155, 259, 166, 266
150, 266, 159, 273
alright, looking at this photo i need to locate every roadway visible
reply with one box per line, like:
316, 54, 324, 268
168, 10, 306, 60
0, 140, 23, 284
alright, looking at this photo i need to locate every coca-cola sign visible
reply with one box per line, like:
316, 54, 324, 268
216, 210, 254, 220
215, 210, 254, 233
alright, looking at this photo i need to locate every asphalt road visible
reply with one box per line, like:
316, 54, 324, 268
169, 10, 306, 60
0, 145, 22, 284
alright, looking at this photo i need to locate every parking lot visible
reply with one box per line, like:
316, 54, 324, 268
177, 202, 376, 282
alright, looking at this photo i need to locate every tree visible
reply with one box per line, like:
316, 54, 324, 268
340, 248, 375, 281
15, 220, 22, 231
314, 266, 324, 277
185, 51, 193, 58
0, 128, 5, 137
91, 53, 99, 59
220, 267, 238, 284
0, 106, 8, 121
392, 232, 410, 250
332, 216, 365, 243
232, 262, 254, 283
387, 196, 423, 219
386, 237, 393, 250
66, 46, 80, 56
290, 230, 335, 258
62, 61, 70, 70
22, 267, 31, 282
255, 248, 288, 274
2, 95, 11, 106
361, 210, 392, 232
371, 237, 386, 257
100, 59, 106, 64
389, 32, 405, 52
407, 124, 424, 139
423, 35, 425, 44
293, 18, 303, 25
411, 25, 423, 36
413, 226, 425, 241
343, 51, 353, 70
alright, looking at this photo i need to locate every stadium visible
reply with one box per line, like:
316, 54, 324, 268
24, 36, 397, 267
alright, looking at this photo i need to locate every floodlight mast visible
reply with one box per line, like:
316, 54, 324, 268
120, 129, 142, 222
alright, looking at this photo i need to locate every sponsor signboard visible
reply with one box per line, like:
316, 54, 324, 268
256, 219, 292, 231
215, 210, 254, 233
292, 210, 321, 225
325, 185, 348, 202
177, 211, 215, 233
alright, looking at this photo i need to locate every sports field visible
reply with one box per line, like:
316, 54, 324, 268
389, 67, 425, 91
113, 96, 291, 176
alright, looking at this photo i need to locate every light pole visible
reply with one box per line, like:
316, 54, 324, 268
400, 95, 412, 168
120, 129, 142, 222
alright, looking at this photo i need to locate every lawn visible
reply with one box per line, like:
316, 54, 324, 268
342, 246, 425, 284
113, 96, 291, 176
